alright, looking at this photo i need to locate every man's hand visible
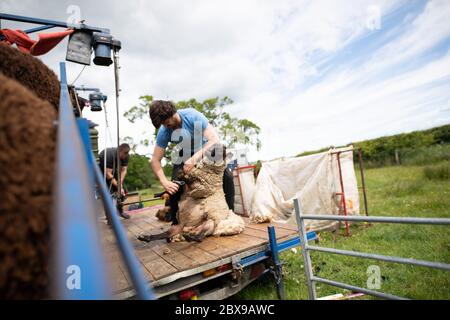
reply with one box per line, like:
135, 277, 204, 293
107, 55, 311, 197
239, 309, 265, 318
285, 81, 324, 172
162, 180, 179, 195
183, 157, 196, 173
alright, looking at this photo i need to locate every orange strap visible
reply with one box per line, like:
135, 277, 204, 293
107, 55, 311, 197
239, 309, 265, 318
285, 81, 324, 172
0, 28, 74, 55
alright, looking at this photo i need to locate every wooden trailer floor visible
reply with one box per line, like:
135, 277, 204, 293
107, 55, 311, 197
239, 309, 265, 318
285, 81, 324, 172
99, 206, 300, 299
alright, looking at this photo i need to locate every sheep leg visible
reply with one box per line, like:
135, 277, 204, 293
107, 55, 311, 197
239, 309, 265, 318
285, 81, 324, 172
137, 224, 184, 243
183, 219, 215, 242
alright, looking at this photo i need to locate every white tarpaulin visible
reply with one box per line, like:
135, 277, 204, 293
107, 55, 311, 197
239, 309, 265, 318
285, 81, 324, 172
249, 146, 360, 230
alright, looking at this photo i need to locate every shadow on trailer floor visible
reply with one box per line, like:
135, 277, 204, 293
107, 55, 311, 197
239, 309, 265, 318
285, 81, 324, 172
99, 206, 302, 299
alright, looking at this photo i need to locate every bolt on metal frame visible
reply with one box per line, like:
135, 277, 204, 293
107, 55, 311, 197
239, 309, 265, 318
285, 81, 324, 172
293, 198, 450, 300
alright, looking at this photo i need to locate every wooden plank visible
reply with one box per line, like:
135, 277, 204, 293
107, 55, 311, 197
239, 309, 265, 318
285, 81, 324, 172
203, 233, 265, 257
241, 226, 270, 240
134, 245, 178, 280
105, 218, 169, 282
98, 212, 174, 284
151, 242, 199, 272
168, 241, 219, 265
104, 207, 302, 291
110, 264, 130, 292
272, 221, 299, 232
191, 237, 236, 259
127, 219, 200, 275
245, 223, 294, 239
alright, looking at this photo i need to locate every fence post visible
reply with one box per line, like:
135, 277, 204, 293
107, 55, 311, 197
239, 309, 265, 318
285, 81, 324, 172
268, 226, 285, 300
294, 198, 317, 300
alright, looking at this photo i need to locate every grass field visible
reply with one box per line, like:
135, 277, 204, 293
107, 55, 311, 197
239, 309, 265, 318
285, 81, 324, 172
234, 161, 450, 300
137, 187, 165, 207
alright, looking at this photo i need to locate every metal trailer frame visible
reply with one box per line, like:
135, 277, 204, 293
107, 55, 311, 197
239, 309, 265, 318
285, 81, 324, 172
0, 12, 109, 34
330, 147, 369, 236
120, 227, 318, 300
293, 198, 450, 300
55, 62, 154, 299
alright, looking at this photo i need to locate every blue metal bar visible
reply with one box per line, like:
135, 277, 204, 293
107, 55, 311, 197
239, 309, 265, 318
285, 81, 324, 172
268, 226, 285, 299
73, 101, 153, 299
239, 232, 317, 267
52, 62, 112, 299
24, 24, 56, 34
0, 13, 109, 33
91, 154, 154, 300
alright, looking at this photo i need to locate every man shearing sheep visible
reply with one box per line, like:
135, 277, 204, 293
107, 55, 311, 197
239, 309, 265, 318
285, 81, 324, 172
148, 100, 235, 224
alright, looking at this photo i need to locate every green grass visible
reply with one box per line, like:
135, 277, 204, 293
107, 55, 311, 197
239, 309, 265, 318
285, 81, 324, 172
137, 187, 165, 207
401, 144, 450, 166
424, 161, 450, 181
235, 162, 450, 300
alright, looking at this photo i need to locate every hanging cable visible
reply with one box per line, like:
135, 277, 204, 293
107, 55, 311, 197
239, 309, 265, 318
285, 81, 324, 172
70, 65, 86, 86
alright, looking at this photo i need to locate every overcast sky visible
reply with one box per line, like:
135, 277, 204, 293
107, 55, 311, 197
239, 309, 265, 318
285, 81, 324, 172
1, 0, 449, 161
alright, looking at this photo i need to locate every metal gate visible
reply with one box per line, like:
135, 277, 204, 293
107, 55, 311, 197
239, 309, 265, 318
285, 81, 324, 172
293, 198, 450, 300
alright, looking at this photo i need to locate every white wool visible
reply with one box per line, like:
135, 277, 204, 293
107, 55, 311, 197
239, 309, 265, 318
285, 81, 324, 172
213, 210, 246, 236
250, 213, 272, 224
176, 143, 246, 240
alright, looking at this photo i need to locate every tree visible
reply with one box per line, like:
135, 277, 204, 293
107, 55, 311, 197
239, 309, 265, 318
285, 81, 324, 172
123, 95, 261, 164
125, 154, 158, 191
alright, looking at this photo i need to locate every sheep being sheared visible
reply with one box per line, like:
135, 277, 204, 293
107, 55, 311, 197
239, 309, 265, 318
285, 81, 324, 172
138, 144, 245, 243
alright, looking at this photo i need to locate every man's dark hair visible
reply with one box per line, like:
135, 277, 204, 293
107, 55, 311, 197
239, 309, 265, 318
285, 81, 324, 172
119, 143, 130, 152
149, 100, 177, 129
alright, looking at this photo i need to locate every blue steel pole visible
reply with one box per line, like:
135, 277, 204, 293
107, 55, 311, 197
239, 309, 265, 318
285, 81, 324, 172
268, 226, 285, 300
52, 62, 112, 299
75, 70, 153, 299
91, 159, 154, 300
0, 13, 109, 33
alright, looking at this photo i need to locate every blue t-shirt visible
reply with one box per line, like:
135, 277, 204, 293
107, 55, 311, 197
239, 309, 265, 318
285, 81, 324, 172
155, 108, 209, 156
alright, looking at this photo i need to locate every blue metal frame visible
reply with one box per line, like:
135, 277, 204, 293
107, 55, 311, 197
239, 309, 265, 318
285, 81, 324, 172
54, 62, 153, 299
90, 143, 153, 300
0, 13, 110, 41
238, 231, 317, 267
0, 13, 109, 32
53, 62, 111, 299
268, 226, 285, 299
234, 228, 317, 300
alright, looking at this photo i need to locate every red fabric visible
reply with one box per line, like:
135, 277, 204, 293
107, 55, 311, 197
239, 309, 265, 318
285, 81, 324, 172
0, 28, 74, 56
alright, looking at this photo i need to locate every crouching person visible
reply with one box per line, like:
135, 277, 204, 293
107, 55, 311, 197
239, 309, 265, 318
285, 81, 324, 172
148, 100, 235, 224
98, 143, 131, 219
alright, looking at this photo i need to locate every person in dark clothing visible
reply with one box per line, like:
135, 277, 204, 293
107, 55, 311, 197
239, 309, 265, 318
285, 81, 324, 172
98, 143, 131, 219
149, 100, 235, 224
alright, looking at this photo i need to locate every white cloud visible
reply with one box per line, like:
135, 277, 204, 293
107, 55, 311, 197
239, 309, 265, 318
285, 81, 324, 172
1, 0, 449, 161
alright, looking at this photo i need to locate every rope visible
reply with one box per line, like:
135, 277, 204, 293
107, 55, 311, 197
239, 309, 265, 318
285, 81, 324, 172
70, 65, 86, 86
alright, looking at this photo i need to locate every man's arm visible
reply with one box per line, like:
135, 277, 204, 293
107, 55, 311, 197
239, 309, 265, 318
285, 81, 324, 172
151, 145, 179, 195
184, 124, 219, 173
105, 168, 119, 189
105, 168, 115, 181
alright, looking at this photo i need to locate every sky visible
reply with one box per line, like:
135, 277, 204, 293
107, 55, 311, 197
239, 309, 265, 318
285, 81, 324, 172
1, 0, 449, 161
